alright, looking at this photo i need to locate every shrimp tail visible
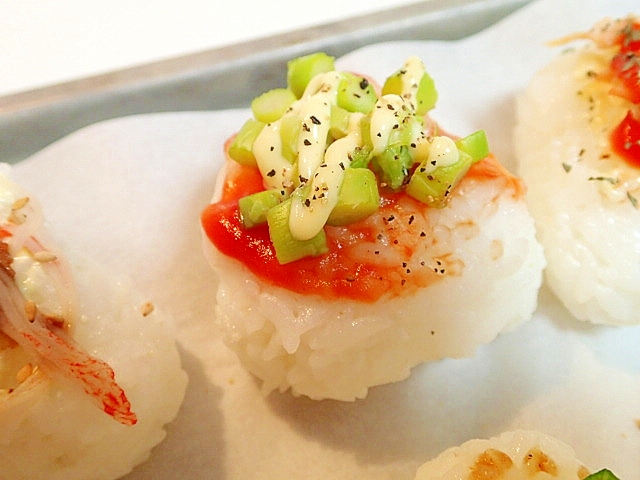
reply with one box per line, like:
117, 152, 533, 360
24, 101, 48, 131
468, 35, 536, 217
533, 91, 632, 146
0, 267, 137, 426
21, 328, 137, 426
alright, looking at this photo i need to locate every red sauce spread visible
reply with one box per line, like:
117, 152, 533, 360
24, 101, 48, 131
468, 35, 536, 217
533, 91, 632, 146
201, 153, 521, 302
611, 110, 640, 167
608, 20, 640, 166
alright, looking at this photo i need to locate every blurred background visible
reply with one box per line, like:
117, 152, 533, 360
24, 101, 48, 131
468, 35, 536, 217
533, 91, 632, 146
0, 0, 528, 163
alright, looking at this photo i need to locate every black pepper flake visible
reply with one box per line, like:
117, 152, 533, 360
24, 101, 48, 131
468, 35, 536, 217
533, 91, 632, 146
270, 146, 275, 151
588, 176, 618, 184
408, 215, 415, 225
420, 232, 426, 237
374, 250, 380, 255
401, 279, 407, 286
304, 199, 311, 207
310, 115, 321, 125
267, 169, 276, 177
304, 139, 312, 146
359, 78, 369, 90
339, 162, 345, 170
299, 175, 308, 183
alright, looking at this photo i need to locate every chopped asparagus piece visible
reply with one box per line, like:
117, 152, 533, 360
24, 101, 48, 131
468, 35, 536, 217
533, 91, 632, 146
349, 145, 372, 169
382, 57, 438, 115
414, 72, 438, 115
279, 114, 301, 163
388, 114, 423, 148
372, 145, 413, 191
238, 189, 282, 228
406, 150, 474, 207
336, 73, 378, 113
329, 106, 351, 140
228, 119, 265, 167
267, 198, 328, 264
455, 129, 490, 161
327, 167, 380, 225
251, 88, 297, 123
287, 52, 335, 98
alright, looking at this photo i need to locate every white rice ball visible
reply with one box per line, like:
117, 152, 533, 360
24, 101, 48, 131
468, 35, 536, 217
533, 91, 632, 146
0, 253, 188, 480
413, 430, 591, 479
204, 160, 545, 401
0, 167, 188, 480
515, 29, 640, 325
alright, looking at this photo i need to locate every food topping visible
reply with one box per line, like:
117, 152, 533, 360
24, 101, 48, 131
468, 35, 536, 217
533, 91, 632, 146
556, 16, 640, 202
209, 52, 490, 266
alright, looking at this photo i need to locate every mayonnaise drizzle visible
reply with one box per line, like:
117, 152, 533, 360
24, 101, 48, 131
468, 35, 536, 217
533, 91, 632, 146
393, 56, 427, 110
252, 121, 294, 192
296, 72, 339, 181
369, 94, 410, 155
422, 136, 460, 173
289, 129, 362, 240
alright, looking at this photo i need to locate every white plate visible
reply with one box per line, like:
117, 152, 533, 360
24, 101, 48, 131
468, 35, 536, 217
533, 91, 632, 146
12, 0, 640, 478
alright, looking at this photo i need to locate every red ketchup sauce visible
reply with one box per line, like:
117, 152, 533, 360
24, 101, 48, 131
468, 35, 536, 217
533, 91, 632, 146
608, 20, 640, 166
201, 150, 521, 303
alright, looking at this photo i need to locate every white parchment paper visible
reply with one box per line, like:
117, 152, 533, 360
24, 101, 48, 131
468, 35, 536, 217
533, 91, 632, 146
12, 0, 639, 478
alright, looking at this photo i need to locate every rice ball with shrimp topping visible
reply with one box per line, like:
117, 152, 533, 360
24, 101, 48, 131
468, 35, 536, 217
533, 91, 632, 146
201, 53, 545, 401
0, 165, 187, 480
515, 16, 640, 325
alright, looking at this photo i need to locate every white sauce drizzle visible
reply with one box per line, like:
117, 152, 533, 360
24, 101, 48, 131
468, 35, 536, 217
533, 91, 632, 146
369, 94, 410, 155
289, 130, 361, 240
421, 136, 460, 173
396, 56, 427, 109
252, 121, 295, 193
296, 72, 339, 181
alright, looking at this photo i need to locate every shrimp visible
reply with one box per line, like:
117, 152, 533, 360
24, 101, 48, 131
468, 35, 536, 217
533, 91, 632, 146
548, 16, 637, 48
0, 179, 136, 426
